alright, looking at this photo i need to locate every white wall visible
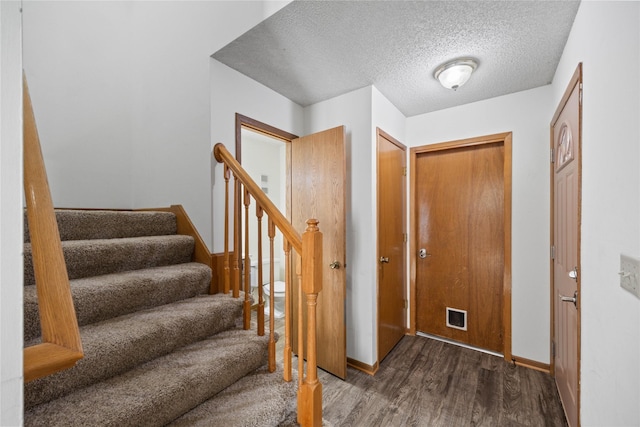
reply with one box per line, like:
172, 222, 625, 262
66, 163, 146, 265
210, 60, 304, 253
0, 1, 23, 424
23, 1, 136, 209
128, 2, 275, 249
22, 1, 291, 250
372, 87, 407, 145
552, 2, 640, 425
304, 86, 377, 365
407, 85, 554, 363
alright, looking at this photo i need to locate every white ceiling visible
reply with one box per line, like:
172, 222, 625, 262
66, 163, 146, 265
213, 0, 580, 117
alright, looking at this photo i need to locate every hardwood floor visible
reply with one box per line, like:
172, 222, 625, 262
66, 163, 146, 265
269, 313, 567, 426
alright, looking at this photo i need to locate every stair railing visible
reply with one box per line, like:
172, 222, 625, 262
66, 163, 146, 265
214, 143, 323, 427
23, 74, 84, 382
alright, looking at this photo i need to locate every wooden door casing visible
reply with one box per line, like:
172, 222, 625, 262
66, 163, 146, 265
551, 64, 582, 427
235, 114, 297, 293
291, 126, 347, 379
377, 128, 407, 363
410, 133, 512, 360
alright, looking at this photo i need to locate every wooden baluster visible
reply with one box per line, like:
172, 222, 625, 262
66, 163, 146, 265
232, 176, 240, 298
243, 187, 251, 330
256, 204, 265, 336
298, 219, 323, 427
296, 252, 304, 389
283, 240, 292, 382
214, 143, 324, 425
223, 165, 231, 294
268, 218, 276, 372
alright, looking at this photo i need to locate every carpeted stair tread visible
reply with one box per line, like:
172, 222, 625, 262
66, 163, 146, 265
24, 329, 270, 427
24, 263, 212, 343
24, 235, 194, 287
24, 209, 177, 242
24, 208, 298, 426
168, 364, 298, 427
25, 293, 243, 409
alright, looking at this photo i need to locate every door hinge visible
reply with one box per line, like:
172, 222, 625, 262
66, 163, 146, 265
403, 233, 407, 243
551, 245, 556, 260
579, 83, 583, 104
404, 299, 408, 309
551, 340, 556, 358
551, 148, 555, 163
402, 166, 407, 176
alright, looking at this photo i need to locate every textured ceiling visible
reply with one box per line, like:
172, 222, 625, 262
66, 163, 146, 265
213, 0, 580, 117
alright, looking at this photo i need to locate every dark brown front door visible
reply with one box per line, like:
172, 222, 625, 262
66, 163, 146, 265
414, 137, 507, 354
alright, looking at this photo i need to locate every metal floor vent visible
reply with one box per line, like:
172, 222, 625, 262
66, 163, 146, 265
446, 307, 467, 331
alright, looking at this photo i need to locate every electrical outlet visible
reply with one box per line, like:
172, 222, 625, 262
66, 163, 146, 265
619, 254, 640, 299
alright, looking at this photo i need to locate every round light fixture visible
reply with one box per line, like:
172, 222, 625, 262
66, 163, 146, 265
434, 58, 478, 90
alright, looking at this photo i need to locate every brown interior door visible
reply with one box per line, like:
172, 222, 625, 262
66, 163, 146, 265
377, 129, 406, 362
415, 142, 504, 353
291, 125, 347, 379
552, 71, 581, 427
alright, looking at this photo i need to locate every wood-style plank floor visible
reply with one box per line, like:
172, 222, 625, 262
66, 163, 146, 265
320, 336, 566, 426
271, 314, 567, 427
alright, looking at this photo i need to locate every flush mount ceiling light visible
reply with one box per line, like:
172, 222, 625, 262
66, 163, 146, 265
434, 58, 478, 90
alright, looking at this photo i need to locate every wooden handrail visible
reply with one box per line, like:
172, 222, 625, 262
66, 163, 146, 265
214, 143, 302, 253
23, 74, 83, 382
213, 142, 323, 427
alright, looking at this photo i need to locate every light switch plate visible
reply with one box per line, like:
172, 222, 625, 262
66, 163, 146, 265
620, 254, 640, 299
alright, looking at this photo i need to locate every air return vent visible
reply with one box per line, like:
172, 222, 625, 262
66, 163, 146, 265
446, 307, 467, 331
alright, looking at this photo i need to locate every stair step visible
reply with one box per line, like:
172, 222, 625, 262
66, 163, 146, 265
24, 263, 212, 342
168, 364, 297, 427
24, 235, 194, 287
24, 209, 177, 242
25, 293, 243, 409
23, 208, 296, 426
24, 329, 269, 427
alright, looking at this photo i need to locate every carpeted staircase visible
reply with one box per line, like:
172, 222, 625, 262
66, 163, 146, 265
23, 209, 296, 426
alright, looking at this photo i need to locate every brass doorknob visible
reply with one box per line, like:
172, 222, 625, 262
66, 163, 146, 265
330, 261, 341, 269
380, 256, 390, 264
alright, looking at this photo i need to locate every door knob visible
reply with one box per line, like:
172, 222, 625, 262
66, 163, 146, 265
379, 256, 390, 264
418, 248, 431, 259
568, 266, 578, 280
329, 261, 341, 269
560, 290, 578, 308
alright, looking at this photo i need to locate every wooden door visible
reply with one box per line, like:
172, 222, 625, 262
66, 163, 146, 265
551, 65, 581, 427
291, 126, 347, 379
377, 129, 406, 362
415, 141, 505, 354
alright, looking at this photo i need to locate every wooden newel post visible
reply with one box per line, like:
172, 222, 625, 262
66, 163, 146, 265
298, 219, 323, 427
